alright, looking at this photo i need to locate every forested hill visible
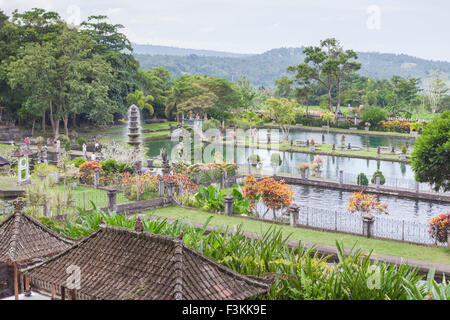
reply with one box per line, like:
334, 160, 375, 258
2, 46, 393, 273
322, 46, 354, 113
133, 46, 450, 87
131, 43, 251, 58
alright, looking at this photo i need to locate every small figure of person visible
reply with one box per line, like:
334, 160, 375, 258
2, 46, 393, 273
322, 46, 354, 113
56, 139, 60, 152
82, 143, 87, 159
24, 137, 30, 148
90, 152, 96, 161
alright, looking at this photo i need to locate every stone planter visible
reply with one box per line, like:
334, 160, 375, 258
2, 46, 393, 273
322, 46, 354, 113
400, 153, 406, 160
68, 182, 78, 189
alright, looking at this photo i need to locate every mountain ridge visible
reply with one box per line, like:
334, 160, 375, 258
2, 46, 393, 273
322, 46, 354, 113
132, 44, 450, 87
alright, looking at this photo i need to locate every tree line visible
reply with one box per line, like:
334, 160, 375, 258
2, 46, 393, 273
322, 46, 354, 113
1, 8, 448, 140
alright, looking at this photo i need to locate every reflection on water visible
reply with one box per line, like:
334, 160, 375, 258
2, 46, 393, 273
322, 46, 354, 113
145, 139, 448, 222
146, 139, 417, 180
291, 184, 449, 222
288, 129, 415, 149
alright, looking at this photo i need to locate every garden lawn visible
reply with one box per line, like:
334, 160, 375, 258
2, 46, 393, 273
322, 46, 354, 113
143, 206, 450, 265
49, 184, 130, 210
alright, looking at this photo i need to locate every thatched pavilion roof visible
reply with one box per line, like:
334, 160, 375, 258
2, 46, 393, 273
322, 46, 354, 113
25, 220, 271, 300
0, 200, 74, 267
0, 156, 9, 166
11, 145, 35, 157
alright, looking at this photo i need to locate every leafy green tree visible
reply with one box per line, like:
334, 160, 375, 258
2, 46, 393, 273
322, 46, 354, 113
126, 90, 154, 118
80, 15, 141, 117
361, 106, 387, 127
140, 66, 172, 118
265, 98, 300, 140
236, 75, 257, 109
425, 78, 448, 113
274, 76, 294, 98
411, 111, 450, 191
7, 27, 113, 138
288, 38, 360, 118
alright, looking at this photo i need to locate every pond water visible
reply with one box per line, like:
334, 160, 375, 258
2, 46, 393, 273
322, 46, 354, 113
145, 138, 448, 221
288, 129, 415, 149
289, 184, 449, 222
146, 139, 416, 181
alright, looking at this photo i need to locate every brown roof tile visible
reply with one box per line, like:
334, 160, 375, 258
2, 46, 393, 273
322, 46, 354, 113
25, 224, 271, 300
0, 201, 74, 266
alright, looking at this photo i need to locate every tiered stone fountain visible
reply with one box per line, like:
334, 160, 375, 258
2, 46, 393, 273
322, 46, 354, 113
127, 105, 142, 172
127, 104, 141, 148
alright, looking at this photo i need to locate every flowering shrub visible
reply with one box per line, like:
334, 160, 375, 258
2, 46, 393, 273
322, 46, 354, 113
79, 161, 102, 184
311, 155, 323, 174
297, 163, 309, 174
160, 174, 198, 194
172, 162, 237, 183
379, 120, 411, 133
428, 213, 450, 243
347, 191, 388, 215
242, 175, 261, 212
242, 175, 293, 217
122, 172, 159, 201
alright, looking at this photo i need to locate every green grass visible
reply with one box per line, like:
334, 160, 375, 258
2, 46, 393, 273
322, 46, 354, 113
218, 139, 410, 162
49, 184, 131, 209
143, 206, 450, 265
141, 121, 177, 131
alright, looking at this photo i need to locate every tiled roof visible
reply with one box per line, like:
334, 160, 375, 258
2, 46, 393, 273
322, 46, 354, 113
26, 222, 271, 300
0, 201, 74, 266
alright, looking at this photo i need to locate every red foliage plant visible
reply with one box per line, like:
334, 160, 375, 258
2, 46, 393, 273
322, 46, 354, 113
242, 175, 294, 214
428, 212, 450, 243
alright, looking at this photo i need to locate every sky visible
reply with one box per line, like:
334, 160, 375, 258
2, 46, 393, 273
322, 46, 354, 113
2, 0, 449, 61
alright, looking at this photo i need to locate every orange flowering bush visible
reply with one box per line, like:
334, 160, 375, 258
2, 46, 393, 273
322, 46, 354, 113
122, 172, 159, 200
428, 213, 450, 243
242, 175, 260, 212
243, 175, 294, 216
379, 120, 411, 133
160, 174, 198, 193
78, 161, 102, 184
347, 191, 388, 215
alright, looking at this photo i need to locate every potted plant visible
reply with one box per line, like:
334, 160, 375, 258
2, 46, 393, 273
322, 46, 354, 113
310, 138, 315, 151
270, 153, 282, 176
248, 154, 261, 168
310, 155, 323, 177
297, 163, 309, 179
400, 145, 407, 160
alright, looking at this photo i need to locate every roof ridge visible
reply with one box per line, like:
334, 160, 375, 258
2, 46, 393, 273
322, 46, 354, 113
7, 211, 22, 263
180, 240, 270, 290
173, 239, 184, 300
21, 212, 75, 245
22, 228, 103, 273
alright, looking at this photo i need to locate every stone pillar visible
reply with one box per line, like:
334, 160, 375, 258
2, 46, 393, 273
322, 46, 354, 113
366, 144, 370, 152
339, 170, 344, 185
224, 195, 234, 216
415, 181, 419, 194
107, 188, 117, 212
94, 169, 99, 188
362, 213, 374, 238
377, 146, 380, 157
158, 176, 165, 196
322, 134, 325, 144
447, 229, 450, 248
305, 167, 310, 179
376, 173, 380, 189
288, 203, 299, 227
348, 143, 351, 150
167, 180, 175, 198
332, 144, 335, 152
196, 173, 200, 185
